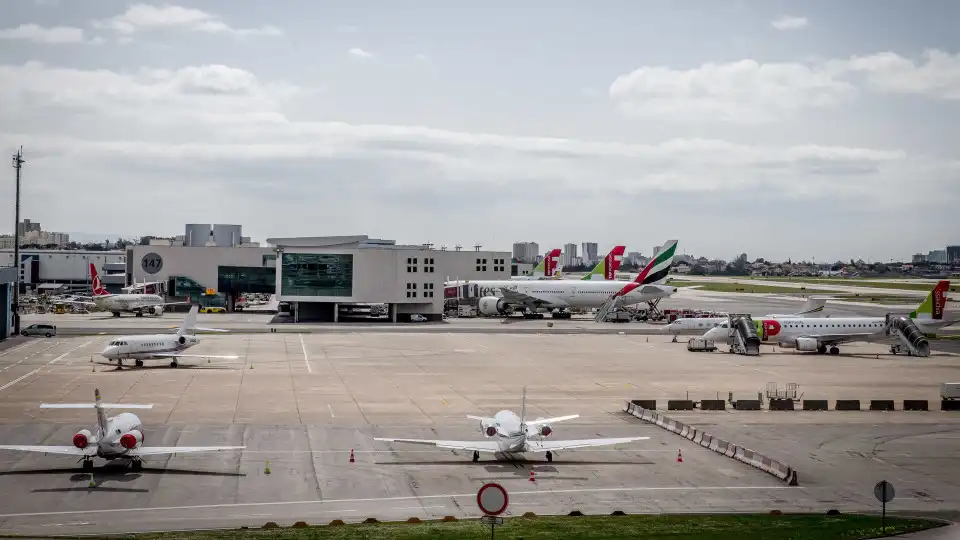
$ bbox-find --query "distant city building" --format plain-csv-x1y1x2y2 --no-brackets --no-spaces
4,219,69,247
512,242,539,264
913,253,927,264
183,224,257,248
581,242,598,265
948,246,960,264
562,243,578,267
17,219,41,237
927,250,948,263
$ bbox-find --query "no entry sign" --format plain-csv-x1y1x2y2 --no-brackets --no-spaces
477,483,509,516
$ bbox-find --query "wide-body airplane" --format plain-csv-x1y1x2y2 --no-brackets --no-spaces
702,281,951,355
374,387,649,463
101,305,239,368
0,389,244,470
472,240,678,319
66,264,189,317
662,297,827,336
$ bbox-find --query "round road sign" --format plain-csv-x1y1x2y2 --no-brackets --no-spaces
477,483,509,516
874,480,895,503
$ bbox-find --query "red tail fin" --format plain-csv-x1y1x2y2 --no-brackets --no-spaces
605,246,626,280
89,263,110,297
933,280,949,320
544,248,561,277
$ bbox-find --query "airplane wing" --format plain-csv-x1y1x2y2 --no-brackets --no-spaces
374,437,502,454
466,415,492,421
524,415,579,427
498,288,559,309
126,445,246,456
148,353,241,359
59,299,97,307
524,436,650,452
0,445,97,456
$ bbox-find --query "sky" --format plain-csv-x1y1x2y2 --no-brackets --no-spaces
0,0,958,262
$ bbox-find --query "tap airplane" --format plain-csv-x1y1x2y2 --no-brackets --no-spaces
375,387,648,463
101,305,240,368
662,297,827,336
473,240,678,319
0,389,245,470
69,263,190,317
511,249,562,280
701,281,951,355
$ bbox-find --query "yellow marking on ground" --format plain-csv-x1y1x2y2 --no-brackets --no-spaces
440,398,449,406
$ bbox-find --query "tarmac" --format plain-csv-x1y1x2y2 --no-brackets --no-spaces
0,317,958,535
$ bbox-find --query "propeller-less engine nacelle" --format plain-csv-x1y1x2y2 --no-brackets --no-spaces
534,417,552,437
73,429,93,449
479,420,498,437
119,429,144,449
178,335,187,345
780,337,820,352
478,296,512,316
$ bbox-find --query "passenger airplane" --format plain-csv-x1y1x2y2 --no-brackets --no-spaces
101,305,239,368
511,249,561,280
662,297,827,336
475,240,679,318
702,281,951,355
374,387,649,463
67,264,189,317
0,389,244,470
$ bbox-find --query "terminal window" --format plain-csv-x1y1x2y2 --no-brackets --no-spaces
423,282,434,298
406,282,417,298
281,253,353,297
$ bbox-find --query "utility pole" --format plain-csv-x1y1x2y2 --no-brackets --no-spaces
11,146,23,335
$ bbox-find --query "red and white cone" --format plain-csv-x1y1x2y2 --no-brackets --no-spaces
349,449,355,463
676,449,683,463
529,470,536,483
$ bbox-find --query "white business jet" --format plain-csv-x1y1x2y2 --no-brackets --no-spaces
374,387,649,463
100,305,239,368
0,389,245,470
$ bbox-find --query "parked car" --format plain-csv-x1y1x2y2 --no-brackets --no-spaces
22,323,56,337
410,314,427,323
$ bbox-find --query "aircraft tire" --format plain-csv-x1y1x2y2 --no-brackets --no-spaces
82,460,93,471
170,360,178,368
135,360,144,367
546,451,553,462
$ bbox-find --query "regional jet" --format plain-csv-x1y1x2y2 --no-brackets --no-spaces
374,387,649,463
0,389,244,470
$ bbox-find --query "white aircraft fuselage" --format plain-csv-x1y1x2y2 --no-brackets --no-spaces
463,279,677,309
101,334,200,360
83,412,145,459
703,316,888,346
486,410,533,453
94,294,166,315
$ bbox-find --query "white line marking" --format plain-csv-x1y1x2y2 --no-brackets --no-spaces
327,404,335,418
0,341,36,358
0,340,93,393
299,333,311,373
0,486,792,518
239,449,678,454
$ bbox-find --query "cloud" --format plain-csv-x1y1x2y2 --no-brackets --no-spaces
336,25,358,33
348,47,374,59
771,15,808,30
834,49,960,100
0,61,955,257
94,3,282,37
609,59,857,123
415,53,428,62
0,24,86,44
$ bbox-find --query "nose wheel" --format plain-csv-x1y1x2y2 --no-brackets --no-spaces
170,360,179,368
81,459,93,471
472,451,479,462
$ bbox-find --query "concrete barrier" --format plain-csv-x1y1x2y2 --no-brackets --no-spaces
667,400,695,411
903,400,928,411
768,399,795,411
834,399,861,411
802,400,829,411
699,399,726,411
630,399,657,410
622,401,799,486
869,400,895,411
942,400,960,411
733,399,761,410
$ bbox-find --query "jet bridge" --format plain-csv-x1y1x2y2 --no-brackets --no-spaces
726,315,760,356
886,314,931,357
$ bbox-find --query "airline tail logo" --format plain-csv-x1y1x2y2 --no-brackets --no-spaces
615,240,678,296
911,280,948,320
544,249,561,277
604,246,626,280
89,263,110,297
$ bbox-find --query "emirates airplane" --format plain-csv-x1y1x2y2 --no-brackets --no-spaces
0,389,244,470
375,387,648,463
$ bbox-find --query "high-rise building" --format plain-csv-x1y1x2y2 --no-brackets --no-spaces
512,242,539,263
562,243,578,267
581,242,598,265
16,219,41,237
928,250,948,263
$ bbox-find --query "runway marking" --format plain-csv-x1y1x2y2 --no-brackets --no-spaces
299,333,311,373
440,398,449,406
0,340,37,358
0,340,92,393
0,485,793,519
1,340,63,371
327,404,336,418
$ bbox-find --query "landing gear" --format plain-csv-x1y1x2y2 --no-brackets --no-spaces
545,451,553,462
170,360,179,368
82,459,93,471
829,346,840,356
472,451,479,463
112,312,121,318
135,311,143,317
116,359,123,370
817,345,827,354
131,459,143,471
551,311,572,320
523,312,545,320
135,359,144,367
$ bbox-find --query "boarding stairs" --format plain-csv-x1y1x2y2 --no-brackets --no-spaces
594,294,622,322
727,315,761,356
885,314,930,357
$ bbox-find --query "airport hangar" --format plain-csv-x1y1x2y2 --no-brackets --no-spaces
126,235,510,321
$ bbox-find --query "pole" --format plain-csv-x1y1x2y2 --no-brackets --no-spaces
490,522,495,540
11,147,23,335
882,498,886,534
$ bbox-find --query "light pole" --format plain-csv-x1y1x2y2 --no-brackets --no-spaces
11,147,24,335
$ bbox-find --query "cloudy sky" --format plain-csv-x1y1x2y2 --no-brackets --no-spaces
1,0,958,262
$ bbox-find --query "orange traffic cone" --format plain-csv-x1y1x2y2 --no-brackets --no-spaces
349,449,355,463
676,449,683,463
529,470,536,482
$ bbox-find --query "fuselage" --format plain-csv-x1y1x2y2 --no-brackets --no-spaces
703,316,888,345
94,294,164,313
94,412,143,458
487,410,528,452
452,279,676,309
101,334,199,360
664,311,817,334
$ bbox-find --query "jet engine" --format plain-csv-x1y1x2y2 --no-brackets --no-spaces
479,419,498,437
148,306,163,316
178,335,187,345
478,296,512,316
793,337,820,352
119,429,143,449
73,429,93,449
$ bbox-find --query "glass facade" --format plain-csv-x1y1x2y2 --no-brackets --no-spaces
281,253,353,297
170,276,207,299
218,266,276,294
